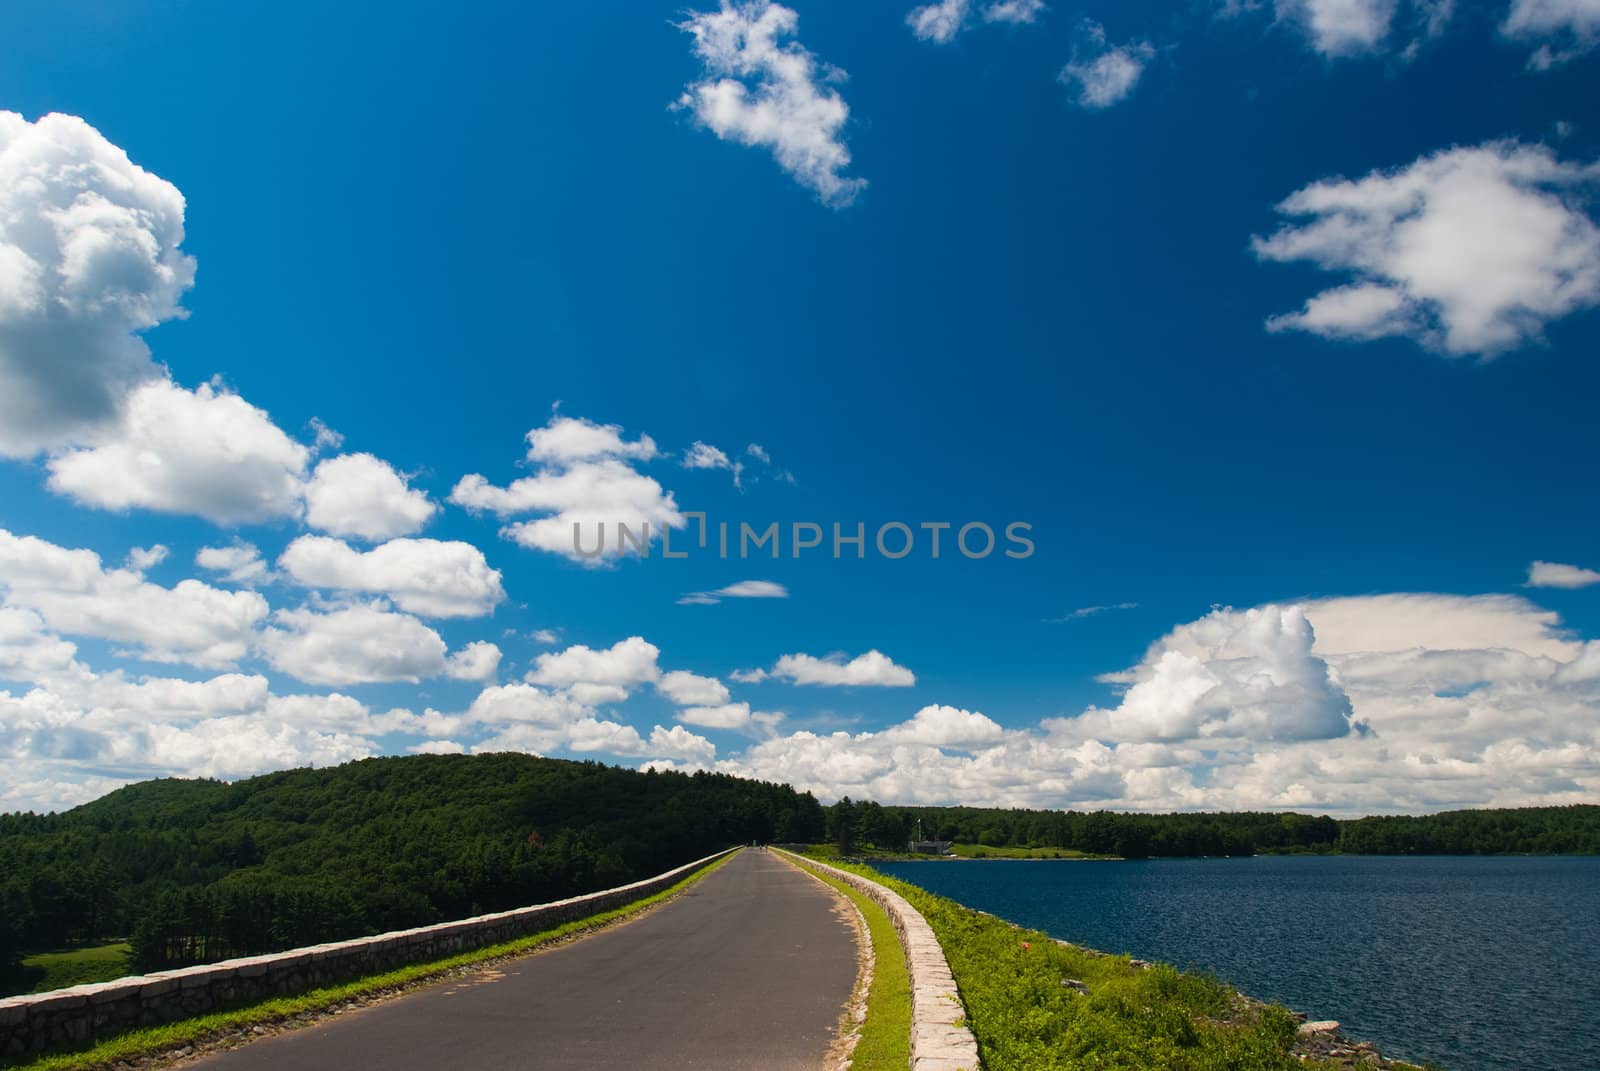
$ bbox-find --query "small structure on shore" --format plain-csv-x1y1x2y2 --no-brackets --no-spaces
907,839,953,854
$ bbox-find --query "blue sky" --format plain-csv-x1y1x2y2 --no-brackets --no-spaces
0,0,1598,815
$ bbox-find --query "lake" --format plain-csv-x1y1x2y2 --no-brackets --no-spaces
877,855,1600,1071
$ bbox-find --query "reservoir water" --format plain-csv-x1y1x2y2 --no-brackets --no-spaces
877,855,1599,1071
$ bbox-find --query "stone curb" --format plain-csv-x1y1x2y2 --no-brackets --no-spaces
0,846,738,1061
774,850,980,1071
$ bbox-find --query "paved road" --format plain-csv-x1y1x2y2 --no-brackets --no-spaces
188,849,858,1071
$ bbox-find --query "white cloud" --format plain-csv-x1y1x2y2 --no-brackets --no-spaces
1276,0,1398,56
1060,605,1355,744
882,704,1005,749
983,0,1046,25
0,608,80,682
677,1,865,207
261,603,457,686
411,740,466,756
0,528,267,668
1059,21,1156,109
908,0,971,42
1305,592,1579,661
527,636,662,694
278,535,505,618
46,379,310,524
446,641,502,682
124,545,168,573
676,700,780,733
683,441,733,471
770,649,917,687
678,579,791,605
466,682,591,727
1504,0,1600,68
723,592,1600,813
530,628,561,645
907,0,1044,41
527,414,660,463
196,542,269,586
1046,602,1139,622
1528,560,1600,588
657,670,732,706
450,414,682,562
0,112,194,458
304,453,437,541
1255,142,1600,357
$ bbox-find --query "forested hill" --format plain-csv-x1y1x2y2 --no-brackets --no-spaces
0,754,824,986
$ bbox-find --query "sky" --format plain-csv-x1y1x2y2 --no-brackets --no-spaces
0,0,1598,816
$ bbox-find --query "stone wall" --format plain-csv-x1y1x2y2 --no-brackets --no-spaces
0,847,735,1061
776,850,979,1071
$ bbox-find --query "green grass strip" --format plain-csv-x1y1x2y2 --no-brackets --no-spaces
784,856,912,1071
4,850,739,1071
812,858,1425,1071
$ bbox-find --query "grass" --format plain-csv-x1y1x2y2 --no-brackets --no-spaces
818,859,1411,1071
17,944,133,994
948,843,1115,860
3,850,739,1071
783,856,911,1071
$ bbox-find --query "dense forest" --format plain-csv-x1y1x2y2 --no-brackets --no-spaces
2,753,1595,996
0,754,824,990
821,799,1600,859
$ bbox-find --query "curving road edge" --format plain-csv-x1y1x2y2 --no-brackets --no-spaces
774,849,979,1071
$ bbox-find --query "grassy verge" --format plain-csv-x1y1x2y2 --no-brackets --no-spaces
17,945,133,994
783,856,911,1071
3,850,738,1071
819,859,1413,1071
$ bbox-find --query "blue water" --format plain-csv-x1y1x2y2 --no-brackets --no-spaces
877,856,1600,1071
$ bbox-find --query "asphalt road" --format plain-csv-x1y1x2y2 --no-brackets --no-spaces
187,849,858,1071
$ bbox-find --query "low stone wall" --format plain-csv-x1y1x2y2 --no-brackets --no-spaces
0,847,735,1061
776,850,979,1071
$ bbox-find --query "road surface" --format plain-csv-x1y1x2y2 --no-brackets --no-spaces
188,849,858,1070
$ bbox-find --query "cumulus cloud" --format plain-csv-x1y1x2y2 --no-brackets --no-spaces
1275,0,1398,55
0,112,195,457
1059,21,1156,109
0,528,267,668
677,1,865,207
0,608,80,682
45,379,310,524
1061,605,1355,744
769,649,917,687
196,542,269,586
983,0,1047,25
722,592,1600,813
450,414,683,562
1528,560,1600,588
278,535,505,618
1255,141,1600,357
304,453,437,541
261,603,460,686
445,641,502,682
657,670,732,706
678,579,790,605
907,0,971,42
1504,0,1600,68
527,636,662,698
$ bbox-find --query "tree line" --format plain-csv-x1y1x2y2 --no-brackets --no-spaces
0,754,824,991
822,799,1600,858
